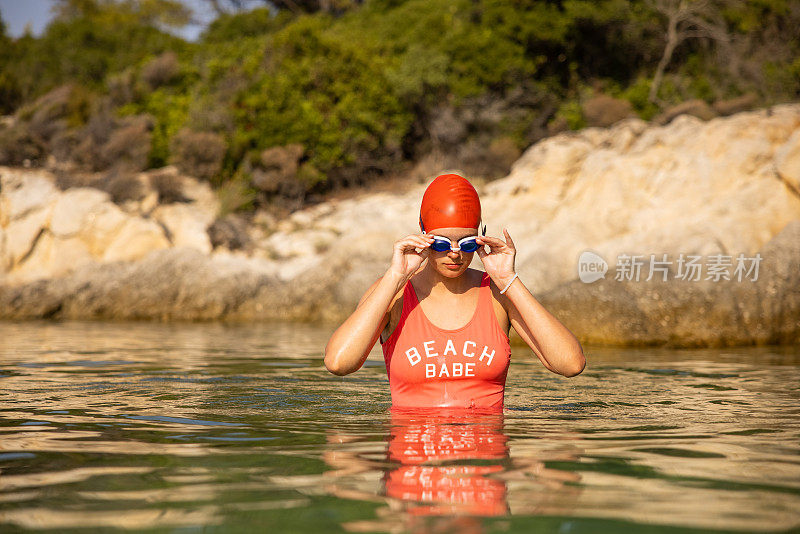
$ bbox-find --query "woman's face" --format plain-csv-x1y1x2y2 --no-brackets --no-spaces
426,227,478,278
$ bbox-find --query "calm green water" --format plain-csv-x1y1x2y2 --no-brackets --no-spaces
0,321,799,533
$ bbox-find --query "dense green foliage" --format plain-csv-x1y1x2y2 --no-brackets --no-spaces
1,0,798,206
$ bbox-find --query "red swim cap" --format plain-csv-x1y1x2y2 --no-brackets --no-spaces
419,174,481,232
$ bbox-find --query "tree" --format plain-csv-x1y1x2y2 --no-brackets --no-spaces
204,0,363,15
647,0,732,103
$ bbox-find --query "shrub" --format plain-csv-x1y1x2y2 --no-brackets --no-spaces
107,68,140,106
0,70,22,114
149,167,187,203
217,173,258,217
251,144,304,193
100,115,153,171
554,99,586,131
582,94,634,127
20,85,89,141
0,126,44,165
95,170,149,203
169,128,226,181
207,214,252,251
141,51,180,90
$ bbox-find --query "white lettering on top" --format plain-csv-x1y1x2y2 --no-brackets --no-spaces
463,341,476,358
479,346,495,366
423,340,438,358
406,347,421,366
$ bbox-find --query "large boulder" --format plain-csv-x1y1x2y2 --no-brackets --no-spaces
537,220,800,346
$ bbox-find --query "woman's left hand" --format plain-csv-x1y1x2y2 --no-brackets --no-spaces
476,228,517,288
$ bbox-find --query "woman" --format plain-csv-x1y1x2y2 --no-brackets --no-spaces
325,173,585,409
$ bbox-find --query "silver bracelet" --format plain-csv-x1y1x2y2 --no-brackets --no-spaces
500,273,519,294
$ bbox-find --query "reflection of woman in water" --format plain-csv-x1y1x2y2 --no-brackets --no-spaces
385,408,509,516
323,409,583,527
325,173,585,408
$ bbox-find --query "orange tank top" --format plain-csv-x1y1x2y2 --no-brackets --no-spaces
380,272,511,409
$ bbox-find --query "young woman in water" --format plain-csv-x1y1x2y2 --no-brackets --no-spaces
324,173,585,408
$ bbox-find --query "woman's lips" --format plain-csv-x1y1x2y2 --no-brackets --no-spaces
444,263,462,269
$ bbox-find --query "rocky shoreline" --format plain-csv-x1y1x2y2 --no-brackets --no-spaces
1,104,799,346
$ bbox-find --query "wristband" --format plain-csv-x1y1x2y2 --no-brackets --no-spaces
500,273,519,294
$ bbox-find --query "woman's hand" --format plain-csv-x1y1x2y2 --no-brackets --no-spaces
387,233,434,280
476,228,517,288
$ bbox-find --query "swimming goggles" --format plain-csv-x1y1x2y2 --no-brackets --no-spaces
427,235,481,253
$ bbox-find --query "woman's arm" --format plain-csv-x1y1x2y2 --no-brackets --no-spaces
500,276,585,377
477,230,585,377
324,233,434,376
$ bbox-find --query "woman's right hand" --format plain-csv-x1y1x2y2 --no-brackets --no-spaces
388,234,434,280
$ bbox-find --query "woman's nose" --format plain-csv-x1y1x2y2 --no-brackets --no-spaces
447,249,460,258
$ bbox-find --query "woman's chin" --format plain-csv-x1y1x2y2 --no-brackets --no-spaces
438,263,466,276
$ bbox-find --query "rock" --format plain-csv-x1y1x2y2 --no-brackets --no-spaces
538,219,800,346
0,248,276,321
9,232,94,284
50,188,110,237
80,202,129,256
582,94,635,127
152,203,212,254
4,207,52,266
102,218,170,262
655,99,718,125
713,93,757,116
775,130,800,194
0,167,59,224
0,227,7,272
263,228,337,259
178,174,218,222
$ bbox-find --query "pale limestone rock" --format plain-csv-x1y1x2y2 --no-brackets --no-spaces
9,233,93,284
0,167,59,224
775,130,800,192
50,188,110,237
102,218,170,262
264,228,336,259
79,202,129,257
4,206,52,266
0,227,7,271
152,203,212,254
178,174,218,224
139,189,160,214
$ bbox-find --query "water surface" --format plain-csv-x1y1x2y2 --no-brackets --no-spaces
1,321,799,533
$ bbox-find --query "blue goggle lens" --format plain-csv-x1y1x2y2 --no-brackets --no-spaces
430,237,479,253
460,239,479,252
430,240,451,252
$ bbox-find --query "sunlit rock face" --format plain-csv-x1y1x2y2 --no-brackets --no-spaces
1,104,799,346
